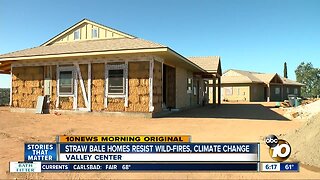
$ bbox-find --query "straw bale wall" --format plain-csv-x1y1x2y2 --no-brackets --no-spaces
50,65,57,109
153,61,162,112
125,61,149,112
106,98,125,112
12,66,44,108
91,63,105,111
77,64,88,108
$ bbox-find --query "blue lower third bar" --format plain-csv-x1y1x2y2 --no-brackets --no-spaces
41,162,258,171
280,163,299,171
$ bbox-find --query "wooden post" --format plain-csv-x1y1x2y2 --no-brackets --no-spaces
267,83,271,102
124,61,128,107
281,85,284,101
9,65,12,107
149,59,154,112
75,63,89,110
212,76,216,105
218,76,221,105
88,63,92,111
56,64,60,109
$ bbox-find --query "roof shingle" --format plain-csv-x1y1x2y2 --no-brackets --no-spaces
0,38,166,59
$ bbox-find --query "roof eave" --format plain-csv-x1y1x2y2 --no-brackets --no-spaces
0,47,169,62
166,48,206,73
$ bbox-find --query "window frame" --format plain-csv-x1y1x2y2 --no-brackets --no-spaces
58,66,75,96
105,64,127,98
108,69,125,95
74,29,81,40
275,87,281,95
91,28,99,39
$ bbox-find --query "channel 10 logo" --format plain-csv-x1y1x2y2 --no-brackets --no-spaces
265,134,291,162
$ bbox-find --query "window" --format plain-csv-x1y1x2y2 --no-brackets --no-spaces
74,29,80,40
225,87,233,96
294,88,298,95
275,87,280,95
287,87,290,94
59,70,74,95
108,69,124,94
92,28,99,38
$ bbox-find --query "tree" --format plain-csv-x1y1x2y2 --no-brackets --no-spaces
295,62,320,97
284,62,288,78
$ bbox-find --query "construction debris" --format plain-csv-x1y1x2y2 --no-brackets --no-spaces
282,99,320,120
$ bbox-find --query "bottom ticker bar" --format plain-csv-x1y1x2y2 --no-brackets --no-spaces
42,162,258,171
10,162,258,172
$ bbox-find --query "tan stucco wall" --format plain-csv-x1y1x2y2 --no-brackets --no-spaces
250,84,265,102
221,85,250,102
283,85,301,100
270,84,282,101
175,66,188,109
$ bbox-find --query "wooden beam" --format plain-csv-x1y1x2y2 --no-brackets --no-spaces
73,67,78,110
149,59,154,112
10,65,12,106
75,63,89,109
88,63,92,111
124,61,128,107
104,63,108,108
56,65,60,108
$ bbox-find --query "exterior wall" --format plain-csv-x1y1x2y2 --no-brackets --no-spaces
153,61,162,112
250,84,265,102
283,85,301,99
91,63,105,111
50,65,57,109
270,84,282,101
12,66,44,108
78,64,88,109
221,84,250,102
11,54,207,113
208,78,215,104
175,66,188,109
11,54,156,113
174,66,199,109
125,61,149,112
54,23,127,44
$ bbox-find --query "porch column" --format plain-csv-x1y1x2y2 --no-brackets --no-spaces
281,85,284,101
212,76,216,105
218,76,221,105
267,83,270,102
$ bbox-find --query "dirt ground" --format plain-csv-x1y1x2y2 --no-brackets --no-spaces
0,102,320,179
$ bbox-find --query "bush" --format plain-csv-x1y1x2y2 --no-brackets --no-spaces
0,88,10,106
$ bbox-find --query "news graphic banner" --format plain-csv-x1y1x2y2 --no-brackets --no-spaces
9,135,299,172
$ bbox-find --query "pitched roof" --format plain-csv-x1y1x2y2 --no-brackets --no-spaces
222,69,303,86
187,56,221,75
253,73,280,84
42,19,135,46
220,76,256,84
281,77,304,86
228,69,263,83
0,38,165,59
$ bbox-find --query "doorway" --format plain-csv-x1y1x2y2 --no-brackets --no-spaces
163,64,176,109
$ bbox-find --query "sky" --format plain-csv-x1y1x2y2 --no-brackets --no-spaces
0,0,319,88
